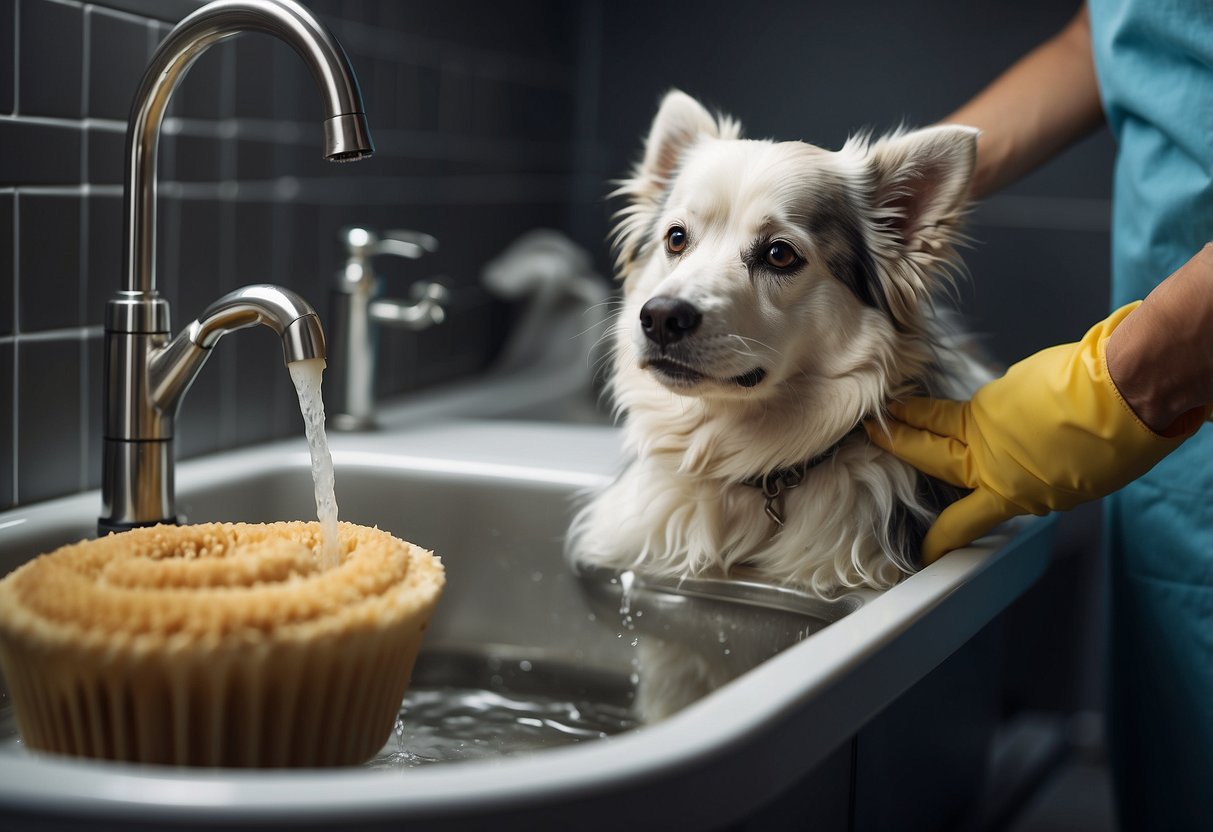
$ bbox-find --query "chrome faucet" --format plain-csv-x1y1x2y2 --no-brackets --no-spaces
100,0,374,534
328,227,450,431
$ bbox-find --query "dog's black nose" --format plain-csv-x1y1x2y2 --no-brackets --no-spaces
640,296,701,347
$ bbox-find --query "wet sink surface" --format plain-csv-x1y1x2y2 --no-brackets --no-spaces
0,419,1055,831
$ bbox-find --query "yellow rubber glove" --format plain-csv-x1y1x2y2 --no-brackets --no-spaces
865,302,1207,564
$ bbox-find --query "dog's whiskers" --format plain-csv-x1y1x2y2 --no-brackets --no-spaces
585,298,626,317
590,323,626,359
726,333,778,354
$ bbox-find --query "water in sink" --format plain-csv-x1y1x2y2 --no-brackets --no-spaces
369,650,639,768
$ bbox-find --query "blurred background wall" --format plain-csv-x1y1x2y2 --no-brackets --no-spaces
2,0,1108,718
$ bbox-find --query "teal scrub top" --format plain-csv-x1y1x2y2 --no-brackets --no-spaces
1089,1,1213,828
1090,0,1213,306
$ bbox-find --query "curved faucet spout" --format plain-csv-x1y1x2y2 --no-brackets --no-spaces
149,285,326,416
189,284,326,361
123,0,374,296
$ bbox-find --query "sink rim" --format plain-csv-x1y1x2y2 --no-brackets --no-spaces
0,421,1055,827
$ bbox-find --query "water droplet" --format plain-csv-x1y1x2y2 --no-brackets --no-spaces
531,571,543,582
519,660,533,672
619,570,635,616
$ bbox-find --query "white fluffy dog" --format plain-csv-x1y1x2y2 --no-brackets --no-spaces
569,91,989,596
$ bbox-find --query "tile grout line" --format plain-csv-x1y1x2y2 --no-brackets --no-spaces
6,175,579,202
86,2,160,27
11,0,18,115
269,130,288,435
79,6,92,491
9,185,121,196
11,192,18,504
0,113,123,131
218,40,237,446
1,111,579,160
10,340,15,507
0,325,103,345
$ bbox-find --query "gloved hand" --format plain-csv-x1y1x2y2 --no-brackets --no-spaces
865,302,1208,564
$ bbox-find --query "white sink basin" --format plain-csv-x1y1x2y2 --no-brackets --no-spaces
0,417,1055,830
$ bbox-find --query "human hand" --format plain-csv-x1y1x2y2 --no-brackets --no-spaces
866,303,1206,564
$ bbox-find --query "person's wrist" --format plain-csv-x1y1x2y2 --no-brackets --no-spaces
1105,309,1183,434
1105,269,1213,437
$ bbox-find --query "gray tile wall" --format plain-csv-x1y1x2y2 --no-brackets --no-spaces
1,0,580,508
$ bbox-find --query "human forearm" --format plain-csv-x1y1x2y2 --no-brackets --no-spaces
1106,244,1213,435
944,6,1104,199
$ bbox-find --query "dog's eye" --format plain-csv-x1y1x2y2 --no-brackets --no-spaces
764,241,800,269
666,226,688,254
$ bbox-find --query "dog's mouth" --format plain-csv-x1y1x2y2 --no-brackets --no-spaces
732,367,767,388
645,358,767,389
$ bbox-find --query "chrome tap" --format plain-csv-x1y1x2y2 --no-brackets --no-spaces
100,0,373,534
328,227,450,431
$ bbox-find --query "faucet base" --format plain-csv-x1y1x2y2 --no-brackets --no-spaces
99,437,176,533
329,412,377,432
98,516,179,537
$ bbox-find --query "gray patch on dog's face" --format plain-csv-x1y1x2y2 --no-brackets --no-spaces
793,183,891,320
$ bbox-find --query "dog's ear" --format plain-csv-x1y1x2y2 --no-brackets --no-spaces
612,91,737,281
640,91,721,189
859,125,978,317
867,125,976,252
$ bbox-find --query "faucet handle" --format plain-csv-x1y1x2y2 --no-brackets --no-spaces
380,229,439,258
341,226,438,261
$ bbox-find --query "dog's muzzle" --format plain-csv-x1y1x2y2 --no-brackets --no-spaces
637,295,767,389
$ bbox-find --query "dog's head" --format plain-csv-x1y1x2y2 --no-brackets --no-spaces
609,91,976,430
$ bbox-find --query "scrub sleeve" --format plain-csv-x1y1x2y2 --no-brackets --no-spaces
1089,1,1213,827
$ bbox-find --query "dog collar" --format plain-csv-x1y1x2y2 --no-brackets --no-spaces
741,433,855,527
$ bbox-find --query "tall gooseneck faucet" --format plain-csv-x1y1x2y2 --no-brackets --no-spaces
101,0,374,534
